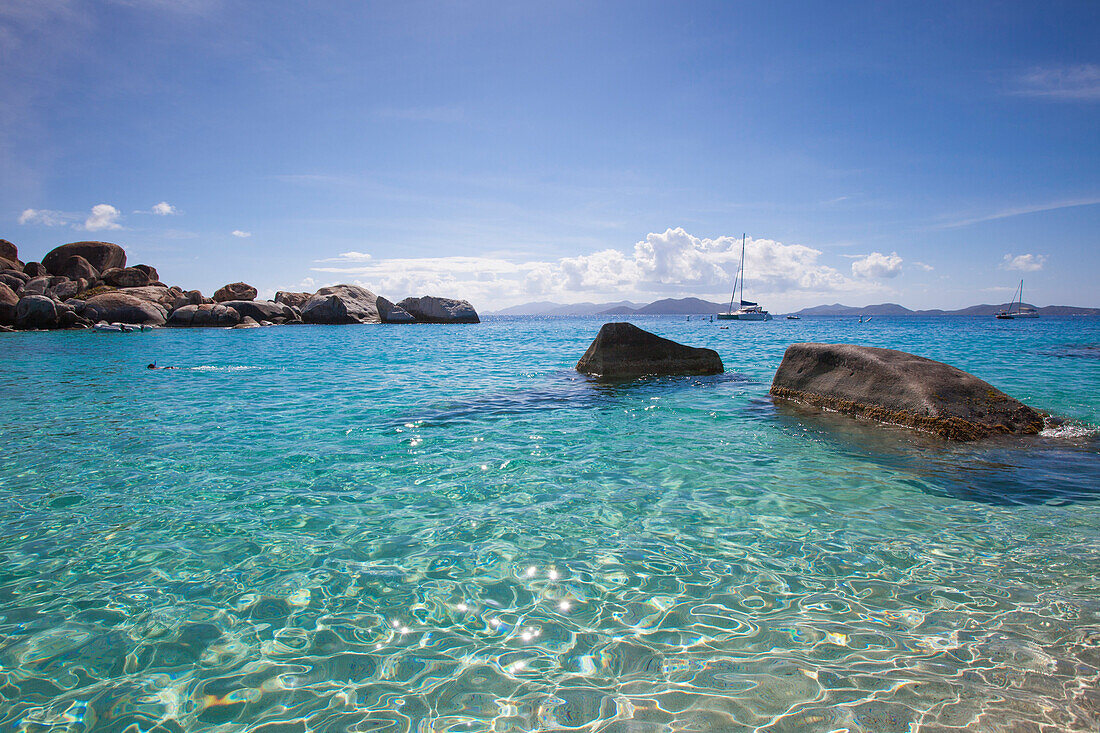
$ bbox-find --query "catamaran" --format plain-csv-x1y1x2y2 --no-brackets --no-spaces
995,280,1039,319
718,233,771,321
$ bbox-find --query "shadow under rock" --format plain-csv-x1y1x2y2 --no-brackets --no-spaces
770,401,1100,506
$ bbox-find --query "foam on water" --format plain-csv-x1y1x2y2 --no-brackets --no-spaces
0,316,1098,732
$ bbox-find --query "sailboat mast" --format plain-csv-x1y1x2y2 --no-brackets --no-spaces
739,233,746,304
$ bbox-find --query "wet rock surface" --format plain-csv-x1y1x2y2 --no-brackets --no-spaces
576,322,724,378
769,342,1045,441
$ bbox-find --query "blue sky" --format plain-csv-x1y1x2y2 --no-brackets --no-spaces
2,0,1098,310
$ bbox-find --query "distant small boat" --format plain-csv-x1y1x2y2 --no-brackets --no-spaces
995,280,1039,319
786,315,800,320
717,233,771,321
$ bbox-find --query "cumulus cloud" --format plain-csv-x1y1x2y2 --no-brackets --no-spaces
231,230,251,238
1012,64,1100,101
82,204,122,231
151,201,177,215
311,227,871,307
1000,253,1046,271
19,208,71,226
851,251,903,279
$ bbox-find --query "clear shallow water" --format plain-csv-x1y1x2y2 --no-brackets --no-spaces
1,315,1099,732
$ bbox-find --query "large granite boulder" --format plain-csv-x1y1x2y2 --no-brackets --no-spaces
377,296,416,323
214,282,257,302
576,322,724,378
132,264,159,282
0,256,18,272
275,291,312,308
397,296,479,324
0,282,18,325
167,303,241,327
302,285,381,324
0,273,25,293
769,343,1045,441
0,240,18,264
23,262,47,278
58,255,99,282
83,292,167,325
49,280,83,302
102,266,152,288
219,299,295,323
42,241,126,275
22,277,49,296
120,285,173,305
15,295,60,329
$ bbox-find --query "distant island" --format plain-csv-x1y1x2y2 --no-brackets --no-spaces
488,298,1100,317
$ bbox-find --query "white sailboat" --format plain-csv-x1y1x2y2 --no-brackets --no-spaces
995,280,1039,319
717,233,771,321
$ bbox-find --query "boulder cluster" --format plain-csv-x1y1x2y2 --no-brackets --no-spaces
0,239,479,331
576,323,1044,441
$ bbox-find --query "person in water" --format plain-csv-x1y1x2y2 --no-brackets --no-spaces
147,362,177,370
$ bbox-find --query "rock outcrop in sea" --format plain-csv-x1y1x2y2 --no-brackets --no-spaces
0,239,481,330
769,342,1044,440
576,322,724,378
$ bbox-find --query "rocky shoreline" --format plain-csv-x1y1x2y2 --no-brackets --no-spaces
0,240,479,331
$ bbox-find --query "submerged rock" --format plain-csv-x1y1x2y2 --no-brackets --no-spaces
43,241,126,275
769,343,1044,441
213,282,257,302
83,292,167,326
397,296,479,324
302,285,381,324
576,322,724,378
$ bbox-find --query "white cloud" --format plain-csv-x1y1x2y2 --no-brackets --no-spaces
151,201,177,215
311,227,872,308
851,251,903,279
82,204,122,231
912,261,934,271
1000,253,1046,272
231,230,251,238
1012,64,1100,101
19,208,71,226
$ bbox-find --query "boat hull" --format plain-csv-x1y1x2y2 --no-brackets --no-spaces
717,311,771,321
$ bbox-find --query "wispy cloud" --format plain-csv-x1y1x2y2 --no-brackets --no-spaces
1011,64,1100,101
231,230,251,238
1000,253,1046,272
19,208,72,226
133,201,179,215
937,196,1100,229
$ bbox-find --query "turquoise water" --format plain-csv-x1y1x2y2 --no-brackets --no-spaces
1,316,1099,732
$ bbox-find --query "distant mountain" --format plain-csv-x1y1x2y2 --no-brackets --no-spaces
488,300,643,316
633,297,726,315
793,302,915,317
787,302,1100,317
491,298,1099,318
